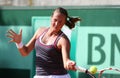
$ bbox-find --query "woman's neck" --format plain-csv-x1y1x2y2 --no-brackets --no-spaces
47,28,61,36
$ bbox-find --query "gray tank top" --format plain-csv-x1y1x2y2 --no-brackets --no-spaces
35,29,67,75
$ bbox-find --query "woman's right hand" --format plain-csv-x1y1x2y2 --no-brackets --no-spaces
66,60,76,71
7,29,22,44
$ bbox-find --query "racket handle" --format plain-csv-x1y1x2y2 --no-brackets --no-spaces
75,66,87,73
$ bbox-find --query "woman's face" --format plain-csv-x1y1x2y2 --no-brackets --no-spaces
51,11,66,30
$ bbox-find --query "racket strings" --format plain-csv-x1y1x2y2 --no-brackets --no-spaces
98,68,120,78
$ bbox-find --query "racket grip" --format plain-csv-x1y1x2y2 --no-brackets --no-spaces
75,66,87,73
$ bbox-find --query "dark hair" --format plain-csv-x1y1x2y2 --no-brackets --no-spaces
52,7,81,29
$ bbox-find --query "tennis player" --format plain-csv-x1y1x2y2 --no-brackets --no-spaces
7,7,80,78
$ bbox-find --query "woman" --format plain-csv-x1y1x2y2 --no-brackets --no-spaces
7,7,80,78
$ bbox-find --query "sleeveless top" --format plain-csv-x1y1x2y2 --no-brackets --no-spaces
35,29,67,75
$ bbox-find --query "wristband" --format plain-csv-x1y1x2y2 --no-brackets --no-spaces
16,42,23,49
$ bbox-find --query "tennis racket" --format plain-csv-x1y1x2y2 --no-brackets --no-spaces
75,66,96,78
97,67,120,78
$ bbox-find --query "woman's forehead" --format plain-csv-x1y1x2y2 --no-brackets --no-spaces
53,11,66,18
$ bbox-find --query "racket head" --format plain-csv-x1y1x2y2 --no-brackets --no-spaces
98,68,120,78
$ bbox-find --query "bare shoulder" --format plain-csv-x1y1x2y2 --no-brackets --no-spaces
59,33,70,45
34,27,48,39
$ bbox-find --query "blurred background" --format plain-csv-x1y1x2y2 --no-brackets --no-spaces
0,0,120,78
0,0,120,6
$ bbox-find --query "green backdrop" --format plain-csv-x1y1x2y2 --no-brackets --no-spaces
0,6,120,78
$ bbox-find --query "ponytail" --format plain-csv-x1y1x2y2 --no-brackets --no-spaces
65,17,81,29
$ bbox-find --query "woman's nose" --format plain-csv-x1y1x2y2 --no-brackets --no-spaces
55,22,58,25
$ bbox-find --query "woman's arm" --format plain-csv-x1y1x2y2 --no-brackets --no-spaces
58,35,76,70
18,32,37,56
7,27,46,56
